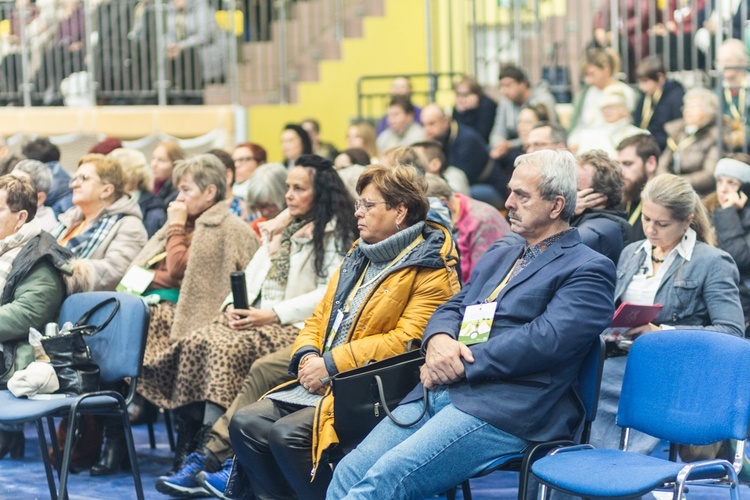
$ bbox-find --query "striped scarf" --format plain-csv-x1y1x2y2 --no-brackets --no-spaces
54,214,124,258
0,218,42,297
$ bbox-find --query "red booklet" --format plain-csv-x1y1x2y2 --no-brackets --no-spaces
602,302,663,341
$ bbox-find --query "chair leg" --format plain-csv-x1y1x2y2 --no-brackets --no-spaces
539,483,551,500
47,416,62,476
461,479,473,500
36,419,58,500
121,409,145,500
445,486,457,500
147,422,156,449
57,411,80,500
164,409,176,451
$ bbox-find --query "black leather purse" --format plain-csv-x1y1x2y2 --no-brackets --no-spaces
332,345,428,452
41,297,120,395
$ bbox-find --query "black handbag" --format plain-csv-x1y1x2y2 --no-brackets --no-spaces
332,346,428,452
541,42,572,104
41,297,120,395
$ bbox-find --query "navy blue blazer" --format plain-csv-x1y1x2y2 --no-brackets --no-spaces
405,228,616,442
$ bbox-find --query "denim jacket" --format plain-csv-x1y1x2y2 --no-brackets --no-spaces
614,239,744,336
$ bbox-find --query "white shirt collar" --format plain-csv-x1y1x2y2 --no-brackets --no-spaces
637,227,697,262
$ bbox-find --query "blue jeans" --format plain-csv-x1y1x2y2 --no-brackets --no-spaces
327,386,528,500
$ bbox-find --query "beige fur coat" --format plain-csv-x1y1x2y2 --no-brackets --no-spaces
130,201,259,341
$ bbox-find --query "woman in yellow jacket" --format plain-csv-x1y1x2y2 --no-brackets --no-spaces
226,164,461,500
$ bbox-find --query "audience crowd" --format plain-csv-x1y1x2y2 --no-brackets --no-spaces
2,20,750,500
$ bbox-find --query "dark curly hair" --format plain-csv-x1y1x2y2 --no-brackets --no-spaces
295,154,358,277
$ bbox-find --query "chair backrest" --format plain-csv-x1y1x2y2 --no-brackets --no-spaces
617,330,750,445
578,336,605,443
58,292,150,384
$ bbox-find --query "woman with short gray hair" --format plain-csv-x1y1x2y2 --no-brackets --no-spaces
245,163,287,237
11,159,57,231
657,87,724,196
92,155,260,476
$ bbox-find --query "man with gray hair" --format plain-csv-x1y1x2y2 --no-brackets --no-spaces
328,149,616,499
11,160,58,231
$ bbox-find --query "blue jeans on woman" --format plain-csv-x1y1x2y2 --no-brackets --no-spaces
327,386,529,500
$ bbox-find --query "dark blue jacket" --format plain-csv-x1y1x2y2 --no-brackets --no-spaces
443,122,491,185
453,95,498,143
632,79,684,153
403,228,615,442
571,208,632,265
138,190,167,238
45,161,73,217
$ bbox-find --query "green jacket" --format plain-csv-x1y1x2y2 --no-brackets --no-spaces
0,233,70,384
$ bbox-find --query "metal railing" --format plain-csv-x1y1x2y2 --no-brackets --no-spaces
356,72,462,123
429,0,742,95
5,0,746,111
0,0,244,106
0,0,371,107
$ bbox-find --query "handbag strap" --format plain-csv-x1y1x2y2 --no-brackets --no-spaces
74,297,120,335
374,375,428,428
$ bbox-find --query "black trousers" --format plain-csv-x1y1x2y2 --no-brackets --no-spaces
229,399,332,500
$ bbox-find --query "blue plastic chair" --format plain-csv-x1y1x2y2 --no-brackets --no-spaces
447,336,606,500
532,330,750,500
0,292,150,500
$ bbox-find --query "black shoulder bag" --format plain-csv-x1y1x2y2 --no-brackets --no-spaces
41,297,120,395
332,343,428,452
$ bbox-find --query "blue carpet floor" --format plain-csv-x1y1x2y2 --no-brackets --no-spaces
0,414,747,499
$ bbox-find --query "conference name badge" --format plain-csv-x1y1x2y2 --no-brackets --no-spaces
458,302,496,345
116,266,155,296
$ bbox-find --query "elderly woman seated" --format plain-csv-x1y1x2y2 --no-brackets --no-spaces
51,154,148,291
226,164,461,500
0,175,82,460
11,159,58,231
244,162,288,238
95,154,259,476
657,87,726,196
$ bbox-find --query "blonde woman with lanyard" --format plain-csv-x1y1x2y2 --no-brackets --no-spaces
226,164,460,500
657,87,724,196
591,174,744,461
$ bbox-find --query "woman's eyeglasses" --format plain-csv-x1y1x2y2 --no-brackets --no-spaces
354,199,387,213
68,174,99,187
234,157,256,164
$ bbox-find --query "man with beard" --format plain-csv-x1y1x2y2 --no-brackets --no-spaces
420,104,498,206
616,134,659,241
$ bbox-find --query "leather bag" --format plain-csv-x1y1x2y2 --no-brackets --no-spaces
332,347,427,452
41,297,119,395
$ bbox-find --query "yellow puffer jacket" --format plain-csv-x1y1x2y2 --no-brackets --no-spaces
267,220,460,477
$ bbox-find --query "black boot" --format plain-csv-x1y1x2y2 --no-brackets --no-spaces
168,410,202,474
128,393,158,425
0,430,24,459
90,417,128,476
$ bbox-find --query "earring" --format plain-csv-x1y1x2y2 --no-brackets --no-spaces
396,223,401,231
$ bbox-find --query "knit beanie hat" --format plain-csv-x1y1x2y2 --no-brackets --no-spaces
715,157,750,185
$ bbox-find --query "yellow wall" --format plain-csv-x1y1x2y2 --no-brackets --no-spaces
247,0,428,162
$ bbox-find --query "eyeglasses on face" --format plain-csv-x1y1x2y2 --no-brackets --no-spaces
234,157,256,164
354,199,387,213
68,174,100,187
